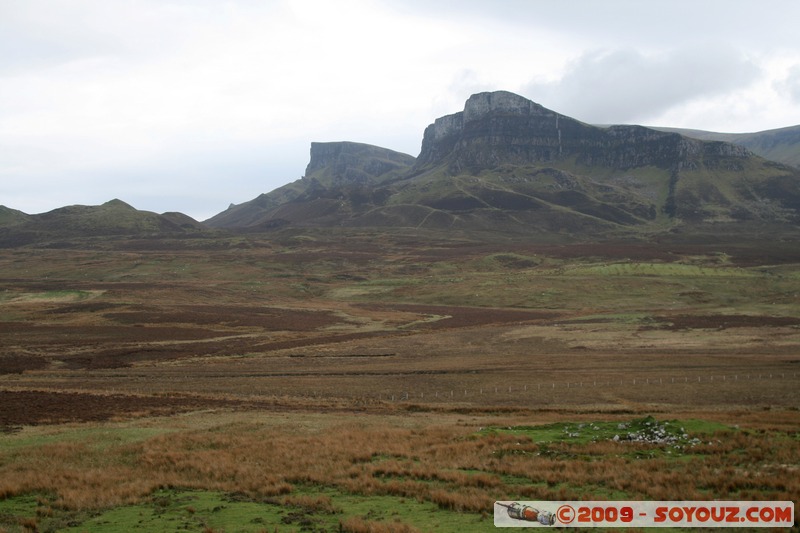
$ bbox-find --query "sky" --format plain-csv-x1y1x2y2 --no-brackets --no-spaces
2,0,800,221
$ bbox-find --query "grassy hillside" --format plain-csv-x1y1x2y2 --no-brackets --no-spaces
202,94,800,239
205,142,415,228
0,199,206,247
0,205,30,227
653,125,800,168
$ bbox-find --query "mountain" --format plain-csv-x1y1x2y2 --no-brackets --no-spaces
650,125,800,169
207,91,800,238
0,199,205,247
0,205,31,227
206,141,415,228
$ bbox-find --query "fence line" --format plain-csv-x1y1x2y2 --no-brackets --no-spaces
376,372,799,402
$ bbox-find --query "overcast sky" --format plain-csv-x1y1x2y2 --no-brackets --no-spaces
3,0,800,220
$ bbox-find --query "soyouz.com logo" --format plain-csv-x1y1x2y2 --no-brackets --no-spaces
493,501,795,528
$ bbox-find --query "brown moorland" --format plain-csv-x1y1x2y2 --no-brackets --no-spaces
0,230,799,531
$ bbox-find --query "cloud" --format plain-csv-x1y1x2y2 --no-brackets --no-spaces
776,64,800,104
0,0,451,217
2,0,799,219
521,45,762,124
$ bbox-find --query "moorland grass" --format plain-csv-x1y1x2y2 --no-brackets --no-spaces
1,411,798,532
1,235,799,531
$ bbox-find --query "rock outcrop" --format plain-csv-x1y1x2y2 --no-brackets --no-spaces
305,141,415,185
205,90,800,236
653,124,800,169
205,142,415,228
417,90,750,173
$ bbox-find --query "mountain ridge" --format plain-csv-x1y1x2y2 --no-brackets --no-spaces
205,91,800,238
0,199,206,247
205,142,415,228
650,125,800,169
3,91,800,244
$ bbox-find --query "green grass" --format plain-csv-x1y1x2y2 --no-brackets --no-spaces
0,494,40,532
0,426,172,453
543,261,758,278
482,416,731,449
0,487,490,533
15,290,97,302
63,490,275,533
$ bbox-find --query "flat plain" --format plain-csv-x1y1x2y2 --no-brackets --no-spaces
1,229,799,531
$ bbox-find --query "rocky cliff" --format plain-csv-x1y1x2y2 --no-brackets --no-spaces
416,91,750,173
305,141,416,185
653,125,800,169
205,142,415,228
205,91,800,237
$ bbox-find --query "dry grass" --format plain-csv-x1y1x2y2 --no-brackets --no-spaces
281,494,340,514
1,410,798,519
2,237,800,529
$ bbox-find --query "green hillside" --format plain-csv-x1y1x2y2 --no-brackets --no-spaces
0,199,205,247
205,92,800,240
653,125,800,168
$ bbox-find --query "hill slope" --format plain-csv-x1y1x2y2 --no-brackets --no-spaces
652,125,800,169
205,142,415,228
207,91,800,238
0,205,31,227
0,199,205,247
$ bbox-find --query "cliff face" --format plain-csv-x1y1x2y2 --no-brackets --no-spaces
305,141,415,185
417,91,582,168
205,142,415,228
652,125,800,169
206,90,800,235
417,91,750,173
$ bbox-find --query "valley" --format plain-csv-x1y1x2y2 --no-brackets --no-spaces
1,91,799,531
1,230,799,531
